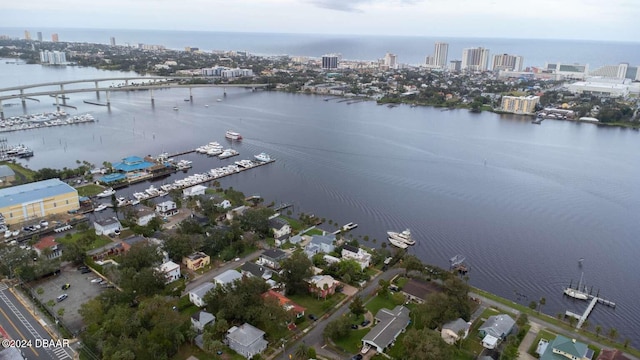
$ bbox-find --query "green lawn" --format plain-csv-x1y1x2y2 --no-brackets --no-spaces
282,216,303,232
528,329,557,356
56,231,114,250
393,276,409,289
288,293,346,318
334,328,369,353
76,184,104,197
173,343,245,360
304,228,323,236
365,294,397,315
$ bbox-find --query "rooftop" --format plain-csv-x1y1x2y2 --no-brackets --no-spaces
0,178,77,208
227,323,265,346
262,248,287,260
94,217,121,227
190,282,215,299
113,156,155,172
362,306,411,350
34,236,58,250
214,269,242,286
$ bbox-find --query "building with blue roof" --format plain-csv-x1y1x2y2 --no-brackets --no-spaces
0,178,79,225
113,156,155,173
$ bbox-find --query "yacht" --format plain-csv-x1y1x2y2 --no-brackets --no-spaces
254,152,271,162
388,237,408,249
387,229,415,246
116,197,128,207
564,272,589,300
94,204,108,212
218,149,238,159
225,130,242,140
96,188,116,198
145,185,160,197
342,222,358,231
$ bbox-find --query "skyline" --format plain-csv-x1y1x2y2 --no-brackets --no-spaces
2,0,639,42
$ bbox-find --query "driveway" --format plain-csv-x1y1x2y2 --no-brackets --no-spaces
518,322,541,360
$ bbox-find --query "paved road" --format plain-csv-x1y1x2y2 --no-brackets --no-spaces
0,283,74,360
273,268,405,360
184,250,264,293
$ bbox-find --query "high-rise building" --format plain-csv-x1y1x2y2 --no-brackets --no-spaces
425,42,448,69
590,63,640,81
461,47,490,71
384,52,398,69
110,37,116,46
500,95,540,114
492,54,524,72
448,60,462,72
51,33,59,42
545,62,589,80
40,50,67,65
321,54,339,70
37,32,43,42
24,30,31,41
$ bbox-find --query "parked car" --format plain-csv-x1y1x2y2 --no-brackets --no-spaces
361,320,370,327
61,284,71,290
308,314,318,321
351,355,363,360
80,269,91,274
56,294,68,302
77,265,88,271
351,324,359,329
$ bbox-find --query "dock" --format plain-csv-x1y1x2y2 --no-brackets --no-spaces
274,203,292,212
166,149,196,158
565,294,616,329
83,100,109,106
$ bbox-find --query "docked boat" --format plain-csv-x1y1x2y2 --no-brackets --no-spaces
387,229,415,246
225,130,242,140
342,222,358,231
218,149,238,159
94,204,108,212
116,197,128,207
176,159,193,170
173,106,179,111
564,272,589,300
254,152,271,162
388,237,408,249
96,188,116,198
145,185,160,197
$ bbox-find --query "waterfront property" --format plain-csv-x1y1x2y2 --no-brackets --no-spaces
304,234,336,257
93,217,122,236
441,318,471,345
401,278,439,304
156,200,178,217
225,323,268,359
478,314,516,350
0,178,79,225
537,334,594,360
268,217,291,239
361,305,411,354
341,244,372,269
499,95,540,114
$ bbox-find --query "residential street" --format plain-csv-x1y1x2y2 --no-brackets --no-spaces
183,249,264,294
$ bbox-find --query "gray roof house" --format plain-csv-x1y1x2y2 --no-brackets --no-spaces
226,323,268,359
191,310,216,333
189,282,216,308
268,217,291,239
479,314,516,349
304,235,336,257
362,306,411,353
241,262,272,280
258,249,287,269
441,318,471,345
93,217,122,236
214,269,243,287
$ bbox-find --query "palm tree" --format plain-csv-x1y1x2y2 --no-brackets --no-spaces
595,325,602,338
581,319,590,331
538,297,546,314
111,193,119,220
292,344,309,360
608,327,618,341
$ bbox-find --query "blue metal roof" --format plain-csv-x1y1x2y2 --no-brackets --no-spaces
99,173,126,183
113,159,154,172
0,178,77,208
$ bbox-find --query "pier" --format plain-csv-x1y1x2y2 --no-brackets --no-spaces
564,294,616,329
274,203,292,212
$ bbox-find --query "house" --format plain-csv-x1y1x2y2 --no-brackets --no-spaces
226,205,249,221
288,234,304,245
93,217,122,236
323,254,341,265
0,165,15,185
258,249,287,270
214,269,242,287
304,235,336,257
539,335,594,360
268,217,291,239
191,310,215,333
189,282,216,307
226,323,268,359
362,306,411,353
183,252,210,271
156,260,181,284
33,236,62,259
120,235,148,252
308,275,339,298
156,201,178,217
183,185,207,198
217,199,232,209
479,314,516,349
240,262,272,280
341,244,372,269
261,290,306,318
401,278,438,304
441,318,471,345
597,349,630,360
135,207,156,226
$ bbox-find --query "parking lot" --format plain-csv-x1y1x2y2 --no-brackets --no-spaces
31,264,107,335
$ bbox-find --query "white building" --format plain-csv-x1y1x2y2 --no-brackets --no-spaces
322,54,340,70
183,185,207,198
39,50,67,65
545,62,589,80
500,95,540,114
189,282,216,307
425,42,449,69
226,323,268,359
384,52,398,69
341,244,372,269
156,201,178,216
461,47,490,71
492,53,524,72
566,79,633,98
135,207,157,226
94,217,121,236
590,63,640,81
157,260,181,284
214,269,242,287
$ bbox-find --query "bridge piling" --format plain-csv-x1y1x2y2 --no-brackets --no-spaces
54,94,60,111
0,100,3,120
60,84,66,105
150,88,154,105
106,91,111,108
189,87,193,102
20,89,26,105
95,81,100,99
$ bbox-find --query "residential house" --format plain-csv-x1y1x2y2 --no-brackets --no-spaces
539,335,594,360
268,217,291,239
401,278,437,304
226,323,268,359
226,205,249,221
33,236,62,259
441,318,471,345
323,254,341,265
258,249,287,270
214,269,242,287
240,262,272,280
156,260,181,284
135,207,156,226
156,200,178,217
362,306,411,353
217,199,232,209
341,244,372,269
478,314,516,349
183,185,207,198
191,310,215,333
304,235,336,257
183,252,210,271
189,282,216,307
308,275,339,298
120,235,148,252
288,234,304,245
93,217,121,236
597,349,630,360
261,290,306,318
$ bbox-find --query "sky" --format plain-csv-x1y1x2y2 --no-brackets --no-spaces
1,0,639,41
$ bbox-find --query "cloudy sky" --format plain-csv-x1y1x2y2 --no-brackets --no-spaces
2,0,638,41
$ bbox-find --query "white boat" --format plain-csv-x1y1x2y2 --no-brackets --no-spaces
254,152,271,162
145,185,159,197
130,199,140,206
388,237,408,249
40,220,49,228
342,222,358,231
4,231,11,239
217,99,222,102
173,106,179,111
96,187,116,198
116,197,127,207
133,192,147,200
94,204,108,212
225,130,242,140
218,149,238,159
564,272,589,300
387,229,415,245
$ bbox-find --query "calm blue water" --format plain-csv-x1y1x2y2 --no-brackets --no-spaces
1,57,640,347
1,27,639,68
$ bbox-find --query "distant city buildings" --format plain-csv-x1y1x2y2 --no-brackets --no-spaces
110,37,116,46
384,52,398,69
545,62,589,80
201,66,253,78
321,53,340,70
500,95,540,114
425,42,448,69
492,53,523,72
51,33,59,43
462,47,490,71
566,78,637,98
448,60,462,72
39,50,67,65
137,43,165,51
37,32,43,42
590,63,640,81
24,30,31,41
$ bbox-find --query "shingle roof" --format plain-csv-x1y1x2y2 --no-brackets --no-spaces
190,282,215,299
268,217,288,229
34,236,57,250
542,335,588,359
191,310,215,325
479,315,515,339
94,217,121,227
311,235,334,245
342,244,359,253
262,249,286,260
227,323,265,346
401,278,438,301
214,270,242,286
362,306,411,350
443,318,470,333
0,178,77,208
241,262,267,278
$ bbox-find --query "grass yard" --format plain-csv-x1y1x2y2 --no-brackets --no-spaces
393,276,409,289
173,343,245,360
76,184,104,197
365,294,397,315
334,328,369,354
288,293,346,318
56,231,114,250
528,329,557,356
282,216,303,232
304,228,323,236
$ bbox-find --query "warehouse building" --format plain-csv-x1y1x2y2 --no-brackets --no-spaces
0,178,79,225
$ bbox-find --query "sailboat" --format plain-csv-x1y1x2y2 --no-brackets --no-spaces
564,272,589,300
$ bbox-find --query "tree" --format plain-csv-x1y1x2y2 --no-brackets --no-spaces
595,325,602,338
538,297,546,314
378,279,390,298
403,255,423,275
281,251,313,296
323,316,351,341
292,344,311,360
111,193,120,220
349,296,366,318
163,234,200,262
401,328,452,360
608,327,618,341
239,208,275,237
528,301,537,310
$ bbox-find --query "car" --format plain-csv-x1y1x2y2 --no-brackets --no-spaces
351,355,363,360
361,320,370,327
91,278,102,283
234,257,240,262
77,265,88,271
61,284,71,290
56,294,68,302
80,269,91,274
308,314,318,321
351,324,359,329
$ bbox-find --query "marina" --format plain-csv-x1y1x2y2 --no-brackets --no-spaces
563,271,616,329
0,111,95,133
